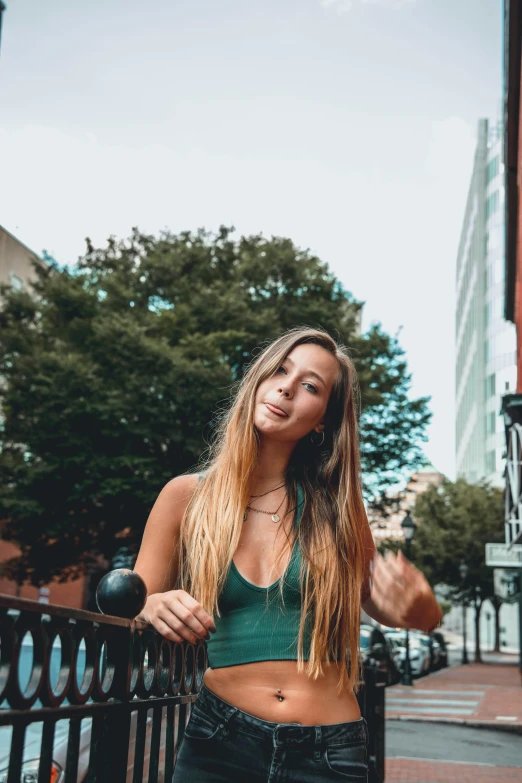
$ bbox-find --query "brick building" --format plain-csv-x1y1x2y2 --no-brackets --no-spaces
504,0,522,549
369,461,445,544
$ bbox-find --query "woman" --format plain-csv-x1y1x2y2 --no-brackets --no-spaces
134,327,441,782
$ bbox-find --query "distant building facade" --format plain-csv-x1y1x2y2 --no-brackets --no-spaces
0,538,88,609
0,224,46,290
369,462,445,544
455,119,517,487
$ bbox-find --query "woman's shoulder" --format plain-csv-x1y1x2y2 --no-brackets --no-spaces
162,473,201,501
144,474,201,535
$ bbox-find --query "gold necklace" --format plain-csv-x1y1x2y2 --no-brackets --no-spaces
243,493,286,523
250,482,286,499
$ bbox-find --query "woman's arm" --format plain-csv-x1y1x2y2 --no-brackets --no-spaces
133,474,215,644
133,474,198,594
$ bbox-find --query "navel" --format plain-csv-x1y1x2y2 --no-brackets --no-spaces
276,688,284,702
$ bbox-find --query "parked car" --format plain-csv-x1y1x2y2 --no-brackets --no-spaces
383,631,431,678
412,632,442,672
411,631,440,672
432,631,449,668
360,625,400,685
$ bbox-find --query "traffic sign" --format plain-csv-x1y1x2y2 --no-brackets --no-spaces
485,543,522,568
494,568,520,598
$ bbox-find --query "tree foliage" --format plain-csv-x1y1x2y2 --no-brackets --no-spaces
410,479,504,597
0,227,430,585
410,478,504,659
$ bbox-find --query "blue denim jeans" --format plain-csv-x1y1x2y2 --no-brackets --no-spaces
173,684,369,782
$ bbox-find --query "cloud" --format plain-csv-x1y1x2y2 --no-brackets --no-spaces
321,0,417,13
321,0,354,11
0,116,475,479
0,124,373,265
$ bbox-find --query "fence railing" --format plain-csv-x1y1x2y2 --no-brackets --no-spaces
357,664,385,783
0,590,206,783
0,571,385,783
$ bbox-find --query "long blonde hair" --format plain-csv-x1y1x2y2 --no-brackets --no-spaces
179,327,367,692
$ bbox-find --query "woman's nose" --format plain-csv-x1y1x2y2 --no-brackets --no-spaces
278,386,291,398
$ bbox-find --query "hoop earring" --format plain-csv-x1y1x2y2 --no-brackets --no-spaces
310,431,325,447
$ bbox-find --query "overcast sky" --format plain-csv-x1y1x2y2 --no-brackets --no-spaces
0,0,503,478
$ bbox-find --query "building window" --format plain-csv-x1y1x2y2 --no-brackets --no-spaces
486,190,499,219
486,412,496,435
494,258,504,285
485,374,496,397
486,450,496,474
10,273,24,291
487,155,499,184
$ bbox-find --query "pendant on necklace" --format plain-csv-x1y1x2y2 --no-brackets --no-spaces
271,514,280,523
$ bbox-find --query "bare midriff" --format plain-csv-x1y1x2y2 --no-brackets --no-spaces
203,660,361,725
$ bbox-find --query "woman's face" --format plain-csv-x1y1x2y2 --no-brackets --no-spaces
254,343,339,443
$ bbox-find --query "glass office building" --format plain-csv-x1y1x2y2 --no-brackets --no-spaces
455,119,517,486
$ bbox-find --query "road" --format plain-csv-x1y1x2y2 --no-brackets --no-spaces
386,720,522,768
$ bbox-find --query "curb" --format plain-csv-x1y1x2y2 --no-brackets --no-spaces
387,714,522,735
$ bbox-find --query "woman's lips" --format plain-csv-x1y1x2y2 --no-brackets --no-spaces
264,402,288,417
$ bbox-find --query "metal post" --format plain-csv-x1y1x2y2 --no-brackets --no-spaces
519,569,522,677
402,628,413,686
461,600,468,665
401,537,413,686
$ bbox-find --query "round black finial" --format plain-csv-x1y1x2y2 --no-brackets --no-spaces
96,569,148,619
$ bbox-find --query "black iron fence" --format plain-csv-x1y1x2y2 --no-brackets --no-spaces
0,593,206,783
0,574,385,783
358,664,385,783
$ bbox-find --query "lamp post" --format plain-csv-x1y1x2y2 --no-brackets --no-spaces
485,610,491,652
459,560,469,665
0,2,5,55
401,511,417,686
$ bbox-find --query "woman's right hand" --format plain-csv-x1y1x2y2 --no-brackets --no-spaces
139,589,216,645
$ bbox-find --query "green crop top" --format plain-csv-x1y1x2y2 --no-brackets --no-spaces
205,482,311,669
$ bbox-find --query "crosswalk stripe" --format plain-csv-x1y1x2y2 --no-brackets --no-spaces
388,756,499,768
386,705,476,715
386,685,485,717
389,689,484,697
387,698,480,707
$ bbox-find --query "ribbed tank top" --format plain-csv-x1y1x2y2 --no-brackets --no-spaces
206,483,310,669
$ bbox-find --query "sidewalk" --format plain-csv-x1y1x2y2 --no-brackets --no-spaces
386,660,522,732
385,758,522,782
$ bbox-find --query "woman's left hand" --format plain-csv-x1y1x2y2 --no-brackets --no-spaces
368,550,442,632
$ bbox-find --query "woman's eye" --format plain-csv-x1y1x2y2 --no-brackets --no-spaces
276,366,287,374
303,383,317,393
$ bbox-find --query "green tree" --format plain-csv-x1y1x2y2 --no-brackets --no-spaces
409,479,505,661
0,227,430,586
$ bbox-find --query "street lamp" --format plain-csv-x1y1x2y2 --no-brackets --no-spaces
401,511,417,686
0,2,6,56
401,512,416,558
459,560,469,665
